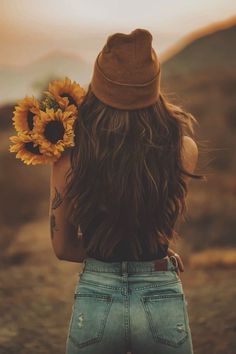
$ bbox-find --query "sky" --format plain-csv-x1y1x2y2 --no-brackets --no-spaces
0,0,236,66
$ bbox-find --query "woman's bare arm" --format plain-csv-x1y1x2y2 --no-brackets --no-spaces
49,149,87,262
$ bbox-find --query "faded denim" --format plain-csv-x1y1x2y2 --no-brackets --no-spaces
66,256,194,354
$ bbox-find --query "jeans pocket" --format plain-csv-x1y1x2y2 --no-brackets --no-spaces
141,292,189,348
68,292,113,349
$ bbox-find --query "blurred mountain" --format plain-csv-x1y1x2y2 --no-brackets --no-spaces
161,21,236,171
161,22,236,77
0,51,92,105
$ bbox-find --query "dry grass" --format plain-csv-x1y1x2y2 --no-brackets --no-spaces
189,247,236,268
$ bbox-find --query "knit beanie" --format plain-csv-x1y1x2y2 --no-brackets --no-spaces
90,28,161,110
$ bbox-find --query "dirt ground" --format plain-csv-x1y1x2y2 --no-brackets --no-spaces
0,218,235,354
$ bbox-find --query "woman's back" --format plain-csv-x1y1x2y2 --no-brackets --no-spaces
79,135,198,262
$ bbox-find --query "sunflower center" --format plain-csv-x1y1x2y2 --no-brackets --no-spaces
27,110,35,130
44,120,65,144
25,142,42,155
60,93,77,107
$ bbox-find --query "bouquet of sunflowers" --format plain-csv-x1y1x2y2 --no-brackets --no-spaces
9,77,85,165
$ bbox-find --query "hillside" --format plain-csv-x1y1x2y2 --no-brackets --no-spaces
161,22,236,78
161,21,236,172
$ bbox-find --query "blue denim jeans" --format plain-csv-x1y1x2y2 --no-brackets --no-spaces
66,256,194,354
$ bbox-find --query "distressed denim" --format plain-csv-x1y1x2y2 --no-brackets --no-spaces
66,256,194,354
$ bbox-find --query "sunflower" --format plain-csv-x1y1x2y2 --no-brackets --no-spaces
9,131,56,165
12,96,40,133
32,108,76,158
46,76,85,112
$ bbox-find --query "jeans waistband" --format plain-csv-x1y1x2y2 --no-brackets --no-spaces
80,255,178,275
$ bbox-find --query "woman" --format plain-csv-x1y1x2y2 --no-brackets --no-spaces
49,29,204,354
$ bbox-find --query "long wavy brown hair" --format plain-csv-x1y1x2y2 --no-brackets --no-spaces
64,83,205,260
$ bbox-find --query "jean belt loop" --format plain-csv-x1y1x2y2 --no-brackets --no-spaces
169,255,178,271
121,261,128,275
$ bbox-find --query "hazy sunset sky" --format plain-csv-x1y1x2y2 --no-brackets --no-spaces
1,0,236,66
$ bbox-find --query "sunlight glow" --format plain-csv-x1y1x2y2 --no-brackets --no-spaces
0,0,235,66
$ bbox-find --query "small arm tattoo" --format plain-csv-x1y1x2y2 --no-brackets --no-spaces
50,212,59,239
52,187,63,209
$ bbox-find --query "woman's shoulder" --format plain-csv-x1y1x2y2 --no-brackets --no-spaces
182,135,198,154
181,135,199,178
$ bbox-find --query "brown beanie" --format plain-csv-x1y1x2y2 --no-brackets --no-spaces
90,28,161,110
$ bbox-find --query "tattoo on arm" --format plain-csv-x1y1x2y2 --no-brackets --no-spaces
50,187,62,239
52,187,63,209
50,213,59,239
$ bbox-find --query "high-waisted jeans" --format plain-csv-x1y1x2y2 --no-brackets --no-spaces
66,256,194,354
